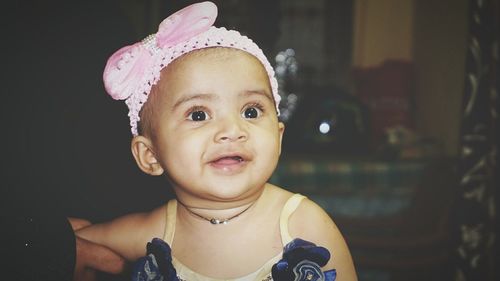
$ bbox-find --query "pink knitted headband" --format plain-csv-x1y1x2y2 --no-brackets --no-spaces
103,1,280,135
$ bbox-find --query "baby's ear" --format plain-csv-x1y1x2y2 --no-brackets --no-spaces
278,122,285,155
131,136,164,176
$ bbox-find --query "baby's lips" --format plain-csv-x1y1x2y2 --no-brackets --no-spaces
208,150,252,164
211,156,244,165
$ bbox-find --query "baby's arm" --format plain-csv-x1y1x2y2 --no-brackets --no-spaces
76,205,166,261
289,198,358,281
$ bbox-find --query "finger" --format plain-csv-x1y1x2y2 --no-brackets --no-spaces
68,217,92,231
73,267,96,281
77,238,127,274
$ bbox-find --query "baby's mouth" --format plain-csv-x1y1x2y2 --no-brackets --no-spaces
211,156,244,165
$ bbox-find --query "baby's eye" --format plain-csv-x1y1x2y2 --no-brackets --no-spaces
242,106,263,119
188,110,208,121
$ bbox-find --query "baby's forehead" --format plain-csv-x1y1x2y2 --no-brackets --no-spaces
158,47,270,89
137,46,278,135
168,47,263,69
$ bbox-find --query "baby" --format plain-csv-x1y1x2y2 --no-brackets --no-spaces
77,2,357,281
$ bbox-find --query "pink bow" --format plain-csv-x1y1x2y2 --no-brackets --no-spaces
103,1,217,100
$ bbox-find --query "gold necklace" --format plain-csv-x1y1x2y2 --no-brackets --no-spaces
177,200,256,225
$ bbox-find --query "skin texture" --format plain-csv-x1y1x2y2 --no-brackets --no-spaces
69,218,126,281
76,48,357,280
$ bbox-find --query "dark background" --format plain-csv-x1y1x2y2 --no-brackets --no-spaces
2,0,173,222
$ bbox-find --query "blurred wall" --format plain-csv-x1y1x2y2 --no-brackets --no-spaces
353,0,414,67
414,0,468,156
352,0,469,156
2,0,173,222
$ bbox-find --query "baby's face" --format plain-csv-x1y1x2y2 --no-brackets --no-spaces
149,48,284,202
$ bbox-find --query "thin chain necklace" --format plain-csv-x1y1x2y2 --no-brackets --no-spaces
177,200,256,225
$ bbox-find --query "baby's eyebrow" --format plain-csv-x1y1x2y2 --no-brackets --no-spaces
172,93,218,109
240,90,274,104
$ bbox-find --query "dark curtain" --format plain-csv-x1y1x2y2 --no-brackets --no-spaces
453,0,499,280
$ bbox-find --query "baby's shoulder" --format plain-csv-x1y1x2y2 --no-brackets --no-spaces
112,203,168,241
118,203,169,258
288,196,357,277
289,197,337,251
137,202,169,237
290,196,338,237
266,186,339,238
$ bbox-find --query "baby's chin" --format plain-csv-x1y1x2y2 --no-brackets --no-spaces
175,181,266,204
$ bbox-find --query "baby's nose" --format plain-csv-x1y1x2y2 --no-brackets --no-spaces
214,116,248,143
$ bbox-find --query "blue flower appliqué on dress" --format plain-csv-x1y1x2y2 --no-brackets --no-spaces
271,238,336,281
132,238,179,281
132,238,336,281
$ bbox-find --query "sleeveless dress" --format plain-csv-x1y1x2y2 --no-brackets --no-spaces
132,194,336,281
165,194,306,281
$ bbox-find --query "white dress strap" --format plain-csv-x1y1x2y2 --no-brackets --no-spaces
279,194,306,245
163,199,177,245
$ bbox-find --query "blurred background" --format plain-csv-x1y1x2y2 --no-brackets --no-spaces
2,0,498,281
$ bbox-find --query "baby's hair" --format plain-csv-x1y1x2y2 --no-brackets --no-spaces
136,85,160,138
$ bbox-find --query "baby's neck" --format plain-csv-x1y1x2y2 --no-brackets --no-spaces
178,198,257,225
174,185,268,225
169,184,290,279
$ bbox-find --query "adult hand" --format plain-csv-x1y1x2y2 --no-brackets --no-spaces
69,217,127,281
